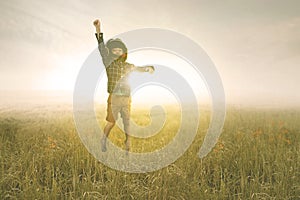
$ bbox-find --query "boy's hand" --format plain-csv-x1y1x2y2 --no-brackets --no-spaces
93,19,101,33
146,66,155,74
93,19,100,27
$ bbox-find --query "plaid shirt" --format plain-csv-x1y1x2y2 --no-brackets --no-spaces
95,33,147,96
106,59,135,96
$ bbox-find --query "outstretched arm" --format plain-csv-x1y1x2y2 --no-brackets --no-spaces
93,19,109,66
133,65,155,74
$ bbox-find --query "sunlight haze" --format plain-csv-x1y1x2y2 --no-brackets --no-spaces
0,0,299,107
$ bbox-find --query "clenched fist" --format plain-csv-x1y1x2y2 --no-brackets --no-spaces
93,19,101,33
93,19,100,27
146,66,155,74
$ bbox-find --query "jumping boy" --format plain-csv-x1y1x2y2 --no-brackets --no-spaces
93,19,155,153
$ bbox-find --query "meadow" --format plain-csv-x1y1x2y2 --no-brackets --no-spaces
0,103,299,199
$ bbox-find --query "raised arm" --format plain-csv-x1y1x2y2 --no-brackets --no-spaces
93,19,110,66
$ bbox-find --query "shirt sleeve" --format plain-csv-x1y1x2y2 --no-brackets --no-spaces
131,65,150,72
95,32,110,67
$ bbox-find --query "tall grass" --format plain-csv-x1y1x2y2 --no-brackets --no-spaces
0,105,299,199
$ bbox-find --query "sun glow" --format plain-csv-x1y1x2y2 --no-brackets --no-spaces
37,55,84,91
38,50,210,105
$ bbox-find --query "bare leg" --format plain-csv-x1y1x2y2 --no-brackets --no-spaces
123,120,130,153
125,133,130,151
101,121,115,152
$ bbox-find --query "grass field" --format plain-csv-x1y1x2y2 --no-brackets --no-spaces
0,104,299,199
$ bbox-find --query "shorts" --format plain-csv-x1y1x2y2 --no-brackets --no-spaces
106,94,131,123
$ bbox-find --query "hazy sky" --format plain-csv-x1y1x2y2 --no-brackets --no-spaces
0,0,299,106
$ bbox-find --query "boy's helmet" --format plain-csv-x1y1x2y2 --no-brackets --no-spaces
106,38,127,53
106,38,127,61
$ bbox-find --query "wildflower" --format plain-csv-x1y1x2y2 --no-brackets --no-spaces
252,128,263,138
48,136,57,149
213,139,225,153
278,121,285,128
280,127,290,135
